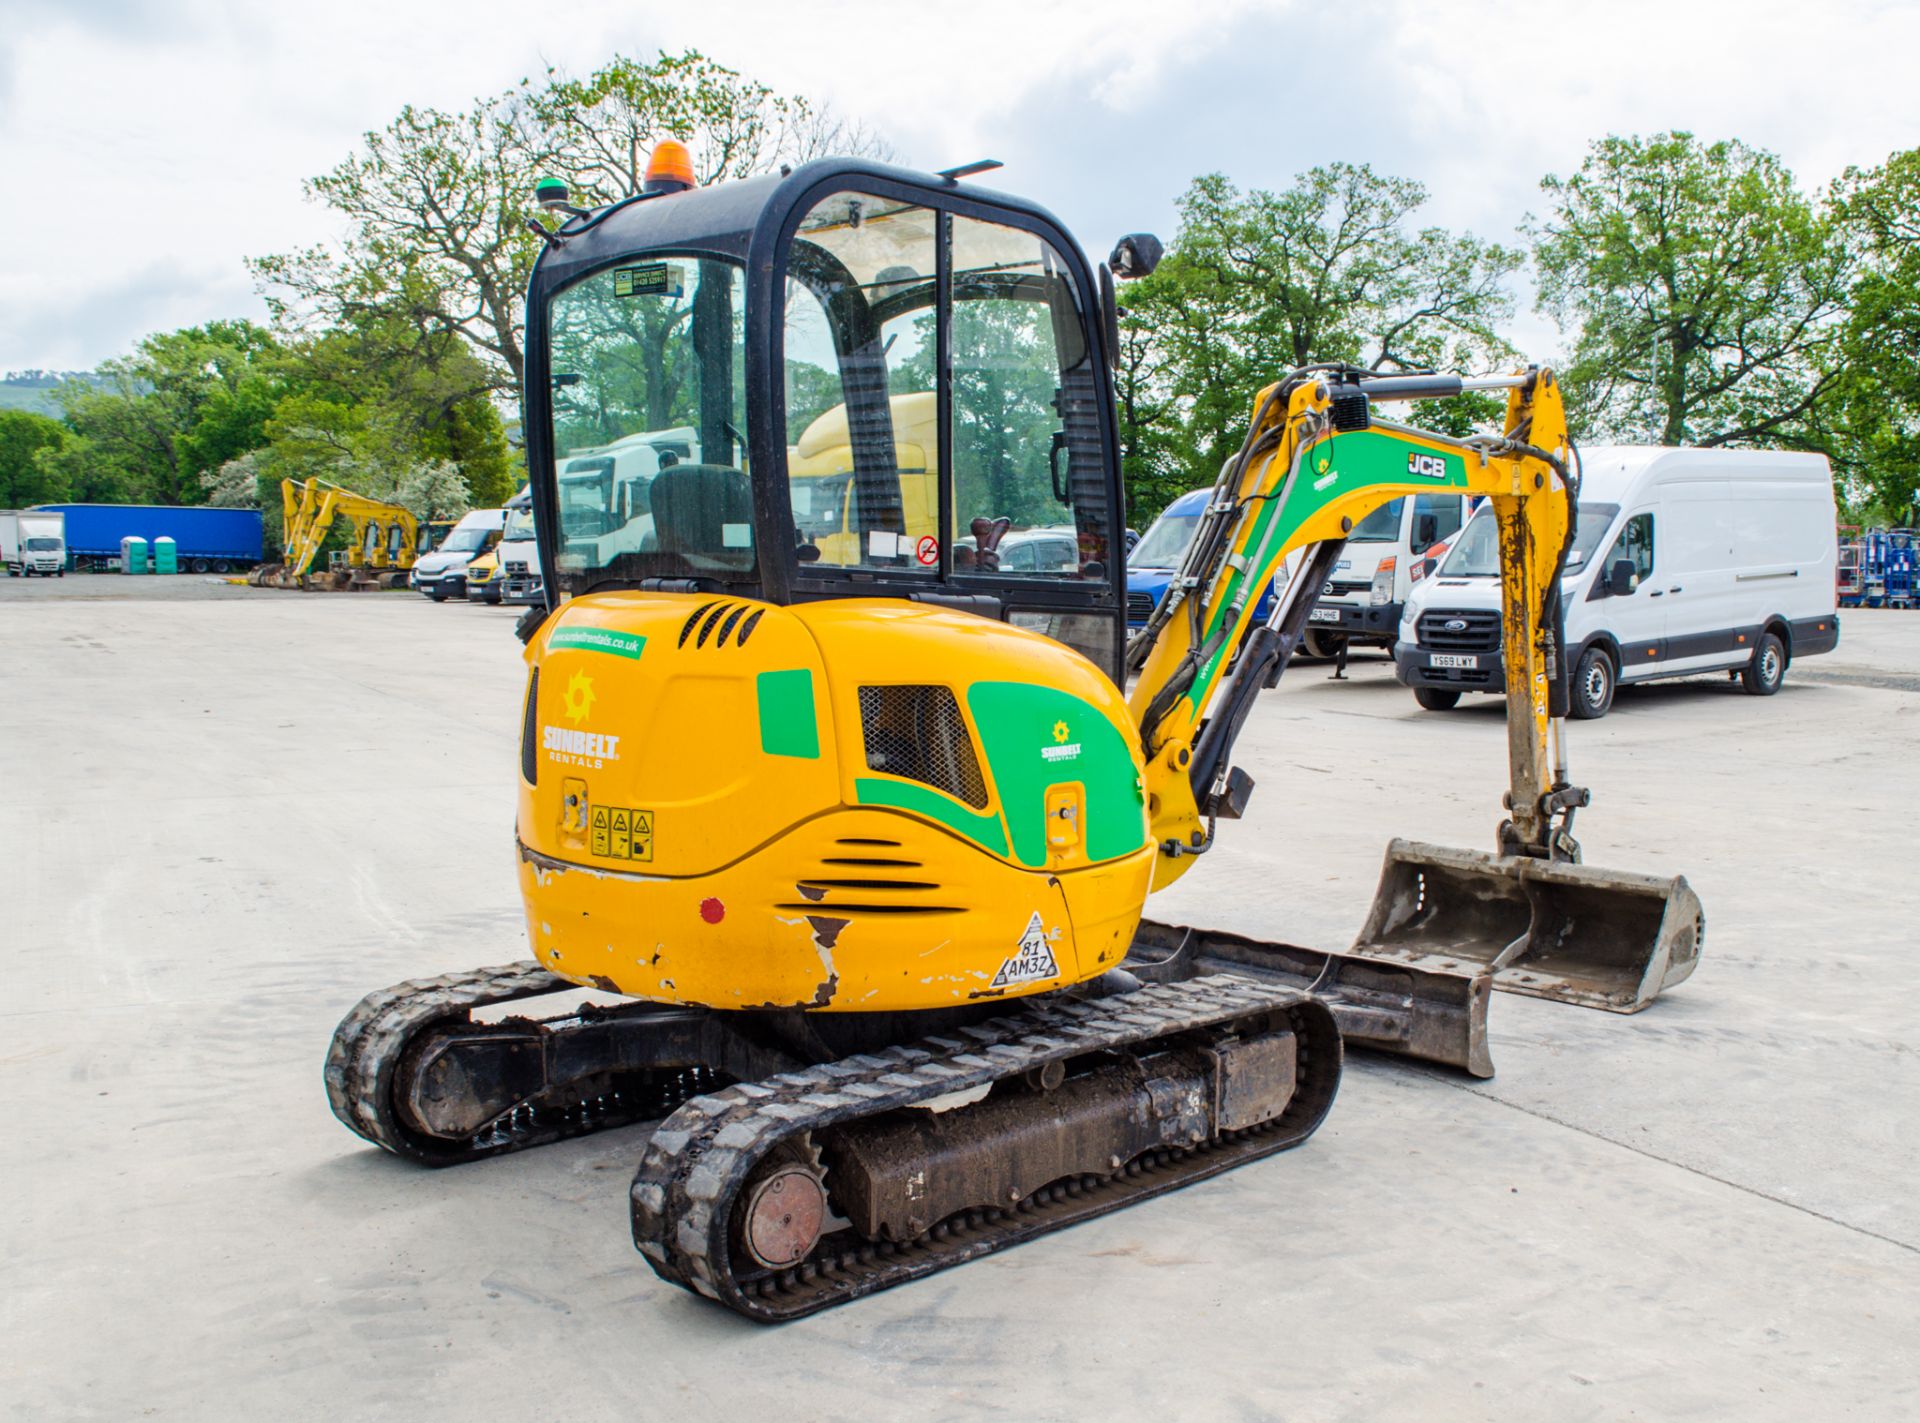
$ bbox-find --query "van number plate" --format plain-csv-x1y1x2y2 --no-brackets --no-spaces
1309,607,1341,623
1431,653,1478,669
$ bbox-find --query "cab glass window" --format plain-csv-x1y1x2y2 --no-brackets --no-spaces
1347,497,1404,542
1597,506,1658,591
1605,512,1655,588
546,257,750,583
784,194,939,574
949,215,1109,581
1410,494,1463,554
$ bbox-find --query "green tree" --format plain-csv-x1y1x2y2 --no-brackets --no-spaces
0,410,71,505
260,315,515,509
39,320,284,504
533,51,890,205
1110,276,1192,523
1827,148,1920,520
1117,165,1520,513
254,50,888,391
1531,132,1850,447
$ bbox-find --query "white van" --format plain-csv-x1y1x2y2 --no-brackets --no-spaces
411,507,507,601
1302,492,1473,658
1395,446,1840,717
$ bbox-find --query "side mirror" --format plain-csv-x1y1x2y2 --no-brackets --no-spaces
1607,559,1637,596
1412,513,1439,552
1108,233,1164,280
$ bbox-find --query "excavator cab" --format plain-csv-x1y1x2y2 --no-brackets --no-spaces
523,160,1126,682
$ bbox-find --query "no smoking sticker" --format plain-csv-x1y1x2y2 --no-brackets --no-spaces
915,535,939,567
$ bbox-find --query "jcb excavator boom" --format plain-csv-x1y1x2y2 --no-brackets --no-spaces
1123,364,1701,1011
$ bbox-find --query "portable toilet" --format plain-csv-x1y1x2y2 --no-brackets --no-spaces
153,536,178,575
121,536,148,575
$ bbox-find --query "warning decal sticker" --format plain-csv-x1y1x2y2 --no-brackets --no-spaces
990,911,1059,988
589,804,654,862
612,263,677,299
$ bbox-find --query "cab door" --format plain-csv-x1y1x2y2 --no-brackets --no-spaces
774,182,1124,684
1594,509,1665,680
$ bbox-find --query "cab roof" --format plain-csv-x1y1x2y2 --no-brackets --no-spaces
529,157,1083,296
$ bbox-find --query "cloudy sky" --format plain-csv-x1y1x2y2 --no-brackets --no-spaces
3,0,1916,373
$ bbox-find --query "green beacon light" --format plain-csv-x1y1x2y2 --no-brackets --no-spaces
535,177,572,212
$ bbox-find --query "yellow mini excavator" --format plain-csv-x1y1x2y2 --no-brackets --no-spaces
250,478,419,590
327,149,1701,1320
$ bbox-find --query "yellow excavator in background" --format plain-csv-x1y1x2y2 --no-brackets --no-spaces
326,150,1701,1320
249,479,419,590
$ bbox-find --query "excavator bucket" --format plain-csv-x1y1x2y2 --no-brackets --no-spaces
1352,839,1703,1013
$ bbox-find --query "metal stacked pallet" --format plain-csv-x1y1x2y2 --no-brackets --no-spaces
1887,529,1917,609
1857,528,1919,609
1837,525,1864,606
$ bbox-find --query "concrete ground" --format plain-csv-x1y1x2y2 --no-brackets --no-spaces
4,577,1916,1422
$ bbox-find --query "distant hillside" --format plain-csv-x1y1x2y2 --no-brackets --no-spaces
0,370,105,418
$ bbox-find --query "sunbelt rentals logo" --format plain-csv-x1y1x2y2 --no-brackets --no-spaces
1041,718,1081,764
542,670,621,767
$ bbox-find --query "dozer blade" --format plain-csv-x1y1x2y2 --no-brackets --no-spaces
1352,839,1703,1014
1126,919,1492,1077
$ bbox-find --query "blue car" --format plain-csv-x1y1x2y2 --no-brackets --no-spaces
1127,487,1281,629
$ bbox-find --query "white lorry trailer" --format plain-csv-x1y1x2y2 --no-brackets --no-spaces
0,509,67,576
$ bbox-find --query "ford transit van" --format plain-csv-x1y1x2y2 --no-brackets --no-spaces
1396,446,1840,717
1301,491,1472,659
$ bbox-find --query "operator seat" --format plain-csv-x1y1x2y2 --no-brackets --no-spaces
649,464,754,558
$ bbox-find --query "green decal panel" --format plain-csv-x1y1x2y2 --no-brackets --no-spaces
1185,428,1472,710
854,777,1009,856
756,669,821,759
966,682,1146,868
548,627,646,660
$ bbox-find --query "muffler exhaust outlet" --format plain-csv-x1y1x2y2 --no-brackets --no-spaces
1352,838,1703,1013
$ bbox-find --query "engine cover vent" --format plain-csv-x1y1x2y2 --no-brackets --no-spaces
857,685,989,809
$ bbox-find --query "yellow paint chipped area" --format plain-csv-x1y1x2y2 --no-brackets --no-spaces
517,807,1152,1012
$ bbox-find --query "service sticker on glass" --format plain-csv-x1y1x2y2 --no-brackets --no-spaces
612,263,678,299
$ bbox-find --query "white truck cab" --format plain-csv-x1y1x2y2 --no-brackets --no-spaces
1,510,67,576
496,492,544,605
1396,446,1841,717
1303,492,1471,658
553,427,702,572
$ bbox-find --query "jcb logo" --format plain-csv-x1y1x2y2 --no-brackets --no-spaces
1407,453,1449,480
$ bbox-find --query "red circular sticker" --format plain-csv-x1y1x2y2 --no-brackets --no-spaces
915,535,939,567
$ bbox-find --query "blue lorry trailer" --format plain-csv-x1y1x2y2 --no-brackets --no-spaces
36,504,264,573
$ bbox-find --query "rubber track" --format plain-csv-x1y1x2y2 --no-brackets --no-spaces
324,960,697,1165
631,974,1341,1321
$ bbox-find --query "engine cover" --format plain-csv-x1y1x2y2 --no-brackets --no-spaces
516,593,1154,1011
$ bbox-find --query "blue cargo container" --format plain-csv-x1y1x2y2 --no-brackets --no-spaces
35,504,264,572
